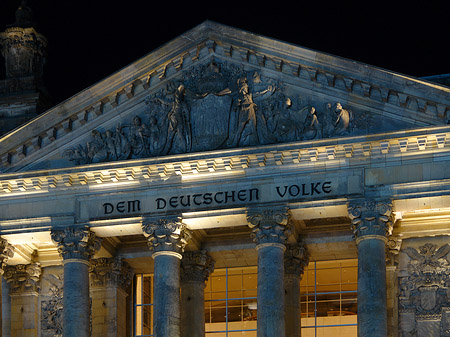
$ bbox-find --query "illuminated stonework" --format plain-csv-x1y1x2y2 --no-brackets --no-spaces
1,20,450,337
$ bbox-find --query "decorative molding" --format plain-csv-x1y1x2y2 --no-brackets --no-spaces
0,237,14,274
51,226,101,261
399,243,450,336
3,263,41,294
89,257,134,290
180,250,214,284
1,127,449,196
247,207,291,246
142,217,190,256
348,200,394,242
284,242,309,277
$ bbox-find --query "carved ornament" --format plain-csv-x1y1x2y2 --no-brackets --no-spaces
64,62,362,165
247,207,291,246
181,250,215,284
347,200,394,242
142,217,191,256
284,243,309,277
3,263,41,294
51,226,101,261
399,243,450,336
0,237,14,274
89,257,134,290
41,273,63,337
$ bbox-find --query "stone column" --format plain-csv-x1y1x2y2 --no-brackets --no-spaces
0,237,14,337
90,257,134,337
142,216,190,337
348,200,394,337
284,243,309,337
3,263,41,337
51,226,101,337
247,207,292,337
180,250,214,337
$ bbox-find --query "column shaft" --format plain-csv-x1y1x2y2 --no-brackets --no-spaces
153,254,181,337
284,275,300,337
2,278,11,337
180,250,214,337
257,244,285,337
64,261,90,337
181,282,205,337
357,238,387,337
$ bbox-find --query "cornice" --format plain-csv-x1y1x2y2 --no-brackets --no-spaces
1,22,449,171
0,126,449,198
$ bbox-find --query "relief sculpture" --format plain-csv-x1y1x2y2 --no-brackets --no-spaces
65,61,364,165
399,243,450,337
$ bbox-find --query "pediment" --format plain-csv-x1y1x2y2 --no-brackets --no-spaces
1,21,450,172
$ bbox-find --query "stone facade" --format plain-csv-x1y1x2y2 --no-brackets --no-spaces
1,19,450,337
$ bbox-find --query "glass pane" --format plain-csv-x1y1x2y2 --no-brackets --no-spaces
228,275,243,291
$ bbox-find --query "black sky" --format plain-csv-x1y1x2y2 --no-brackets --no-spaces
1,0,449,106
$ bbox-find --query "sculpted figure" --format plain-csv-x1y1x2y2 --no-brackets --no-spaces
229,76,274,147
87,130,107,162
302,106,321,140
333,102,351,135
126,116,149,157
155,85,192,154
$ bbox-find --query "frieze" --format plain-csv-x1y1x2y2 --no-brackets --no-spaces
64,61,368,165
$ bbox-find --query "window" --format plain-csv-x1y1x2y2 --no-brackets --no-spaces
134,260,357,337
300,259,358,337
205,266,257,336
134,274,153,337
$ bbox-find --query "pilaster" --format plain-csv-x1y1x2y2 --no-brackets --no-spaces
348,199,394,337
284,243,309,337
0,237,14,337
3,263,41,337
180,250,214,337
247,207,291,337
90,257,134,337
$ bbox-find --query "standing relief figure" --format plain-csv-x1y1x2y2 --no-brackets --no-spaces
229,75,275,147
154,84,192,155
302,106,321,140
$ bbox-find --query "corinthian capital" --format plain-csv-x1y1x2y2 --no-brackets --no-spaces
51,226,101,261
90,257,134,291
247,207,291,246
4,263,41,294
284,243,309,277
348,200,394,243
0,237,14,275
142,216,191,257
181,250,215,284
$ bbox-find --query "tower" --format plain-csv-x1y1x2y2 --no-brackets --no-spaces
0,0,49,136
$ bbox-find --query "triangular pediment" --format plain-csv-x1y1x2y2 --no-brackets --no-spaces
1,21,450,172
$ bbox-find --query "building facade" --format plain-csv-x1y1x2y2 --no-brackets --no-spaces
1,18,450,337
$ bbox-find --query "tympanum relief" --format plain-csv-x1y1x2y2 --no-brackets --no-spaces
65,61,372,165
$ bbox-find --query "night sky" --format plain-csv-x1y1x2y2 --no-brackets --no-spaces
1,0,449,106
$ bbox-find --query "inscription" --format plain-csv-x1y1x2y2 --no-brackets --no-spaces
275,181,332,198
103,200,141,214
156,188,260,209
100,181,334,214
